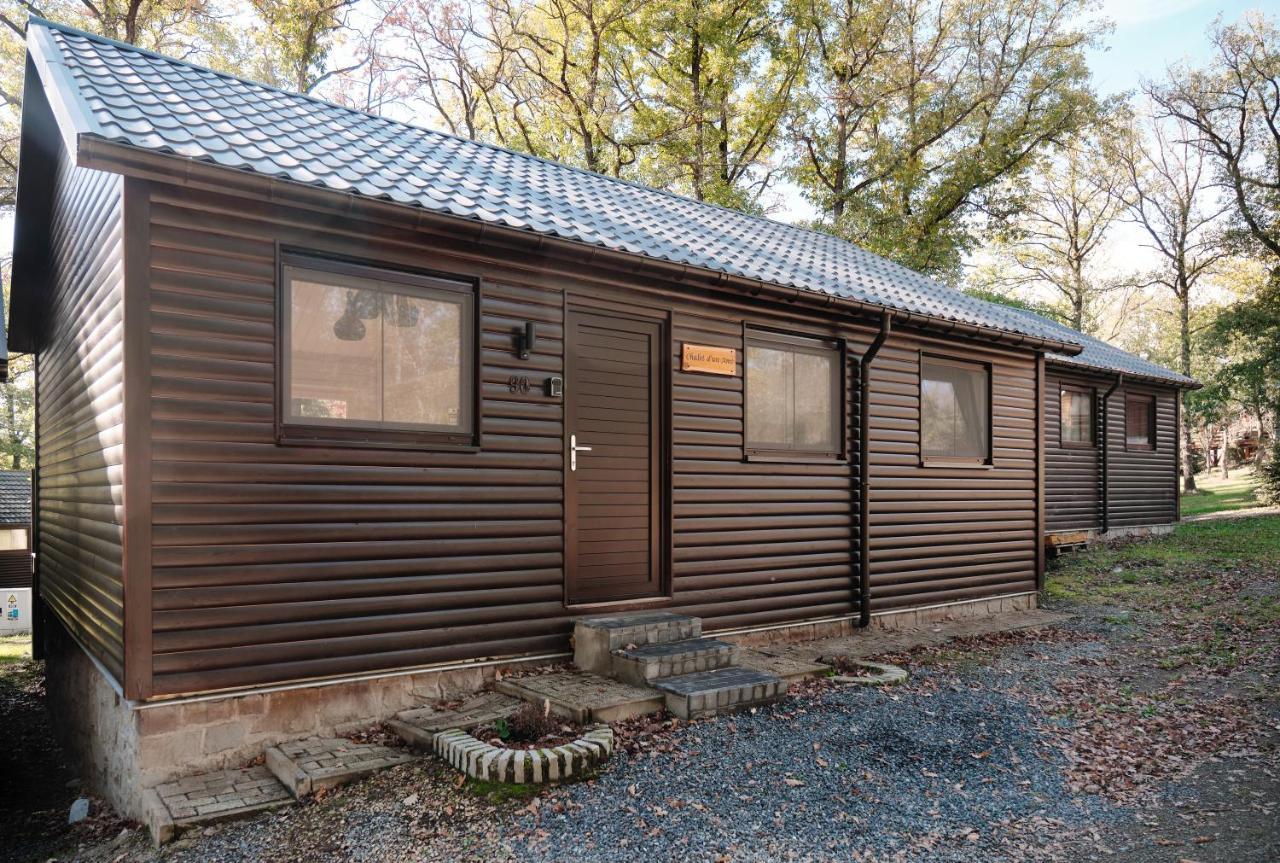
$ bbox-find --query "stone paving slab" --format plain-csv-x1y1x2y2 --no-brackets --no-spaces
762,610,1072,664
265,737,417,798
397,692,522,733
652,667,786,720
143,765,293,844
737,647,831,682
496,670,665,723
388,692,524,751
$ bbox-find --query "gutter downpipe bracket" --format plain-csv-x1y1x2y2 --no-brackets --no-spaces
858,311,892,627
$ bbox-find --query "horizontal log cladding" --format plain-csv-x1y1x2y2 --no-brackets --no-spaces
37,156,127,683
1105,382,1178,528
1039,366,1179,534
1044,369,1102,533
865,335,1039,609
136,178,1043,696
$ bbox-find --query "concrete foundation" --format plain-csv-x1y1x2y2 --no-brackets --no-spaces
1046,523,1175,554
46,590,1037,823
44,616,547,823
720,592,1039,649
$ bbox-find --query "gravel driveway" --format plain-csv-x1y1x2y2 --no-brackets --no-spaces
514,665,1112,862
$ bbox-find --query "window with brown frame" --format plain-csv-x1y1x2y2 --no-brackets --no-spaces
920,356,990,464
745,330,843,458
1125,394,1156,450
1060,385,1094,446
280,253,477,447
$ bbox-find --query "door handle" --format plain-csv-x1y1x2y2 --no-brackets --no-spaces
570,434,592,471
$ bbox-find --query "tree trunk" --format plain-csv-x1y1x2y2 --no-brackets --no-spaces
1179,289,1197,492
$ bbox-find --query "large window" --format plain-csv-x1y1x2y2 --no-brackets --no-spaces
1060,386,1094,446
1125,394,1155,450
280,254,476,446
920,356,990,464
745,330,842,458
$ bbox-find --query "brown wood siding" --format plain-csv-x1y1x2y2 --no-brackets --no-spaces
866,336,1039,609
140,182,867,696
1044,368,1102,533
1107,384,1178,528
669,312,857,632
36,156,127,683
135,178,1043,696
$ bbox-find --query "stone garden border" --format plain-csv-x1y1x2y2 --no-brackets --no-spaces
432,724,614,784
825,659,908,686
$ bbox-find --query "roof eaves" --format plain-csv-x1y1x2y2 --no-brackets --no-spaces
25,18,102,160
1047,353,1200,389
77,133,1086,358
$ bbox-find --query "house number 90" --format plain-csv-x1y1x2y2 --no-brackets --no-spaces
507,375,531,394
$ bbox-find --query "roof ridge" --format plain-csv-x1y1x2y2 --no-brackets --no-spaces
26,15,869,256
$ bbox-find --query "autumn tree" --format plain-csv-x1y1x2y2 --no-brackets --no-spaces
790,0,1101,278
1151,12,1280,264
247,0,362,93
485,0,650,176
0,0,241,205
376,0,513,140
1116,112,1230,491
979,131,1131,333
627,0,807,209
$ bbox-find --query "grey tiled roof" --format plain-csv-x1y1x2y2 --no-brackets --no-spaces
26,18,1082,351
0,471,31,525
1003,307,1196,387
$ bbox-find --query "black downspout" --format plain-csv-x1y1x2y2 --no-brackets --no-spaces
858,312,892,627
1100,373,1122,534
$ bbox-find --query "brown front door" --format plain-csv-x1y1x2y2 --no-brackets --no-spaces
564,307,665,604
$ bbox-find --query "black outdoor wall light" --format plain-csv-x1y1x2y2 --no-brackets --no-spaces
516,321,537,360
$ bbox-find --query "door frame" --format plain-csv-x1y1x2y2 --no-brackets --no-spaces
562,293,672,608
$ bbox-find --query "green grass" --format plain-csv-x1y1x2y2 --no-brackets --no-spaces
1044,514,1280,672
0,634,30,666
1045,515,1280,601
1180,470,1263,517
463,776,545,803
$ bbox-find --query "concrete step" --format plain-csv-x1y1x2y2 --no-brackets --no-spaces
574,611,701,674
142,765,294,845
265,736,417,798
611,637,737,685
652,667,787,720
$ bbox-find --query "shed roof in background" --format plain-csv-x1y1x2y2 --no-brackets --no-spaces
0,471,31,525
1005,307,1197,388
17,17,1086,352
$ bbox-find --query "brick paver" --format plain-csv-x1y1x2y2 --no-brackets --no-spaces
495,670,665,723
144,765,293,843
265,737,417,797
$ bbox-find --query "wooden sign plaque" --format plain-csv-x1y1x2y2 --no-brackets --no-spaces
682,343,737,376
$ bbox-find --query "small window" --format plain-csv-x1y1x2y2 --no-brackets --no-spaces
280,254,476,447
1125,394,1155,450
1060,386,1094,446
920,356,990,464
745,330,842,458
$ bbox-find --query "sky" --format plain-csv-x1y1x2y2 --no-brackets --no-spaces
1088,0,1263,97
